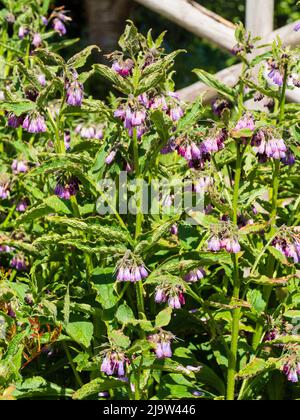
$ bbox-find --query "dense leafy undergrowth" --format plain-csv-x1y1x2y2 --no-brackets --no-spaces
0,0,300,401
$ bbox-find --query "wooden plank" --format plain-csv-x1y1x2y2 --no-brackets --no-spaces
133,0,236,51
246,0,274,37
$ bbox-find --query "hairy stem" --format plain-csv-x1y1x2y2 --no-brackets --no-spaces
226,142,242,401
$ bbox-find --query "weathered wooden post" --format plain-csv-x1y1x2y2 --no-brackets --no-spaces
246,0,274,38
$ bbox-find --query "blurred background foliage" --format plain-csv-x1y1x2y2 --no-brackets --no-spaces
50,0,300,91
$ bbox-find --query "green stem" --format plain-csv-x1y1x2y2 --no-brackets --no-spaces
132,128,143,240
226,142,242,401
251,64,288,352
131,128,146,340
63,342,83,388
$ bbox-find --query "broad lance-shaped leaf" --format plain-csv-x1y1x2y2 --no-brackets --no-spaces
177,98,203,131
150,109,173,143
13,377,73,399
249,274,299,287
193,69,236,101
115,303,135,325
142,50,185,77
135,218,179,255
264,335,300,346
65,322,94,348
0,100,36,116
237,358,278,379
73,378,126,400
67,45,100,69
57,240,127,256
93,64,132,94
155,307,172,328
16,196,72,225
45,216,131,245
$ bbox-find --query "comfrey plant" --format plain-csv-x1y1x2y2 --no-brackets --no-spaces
0,2,299,402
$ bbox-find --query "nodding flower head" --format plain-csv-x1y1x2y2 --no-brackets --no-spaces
184,268,206,283
7,113,24,128
251,129,287,161
115,104,148,138
234,113,255,131
148,331,174,359
116,252,148,283
282,359,300,383
150,95,169,112
11,253,28,271
272,234,300,264
294,22,300,32
170,224,178,236
281,150,296,166
169,106,184,122
160,138,176,155
18,26,29,40
16,198,29,213
22,113,47,133
32,33,42,48
208,222,241,254
53,18,67,36
105,150,117,165
112,59,134,78
0,176,10,200
41,16,48,26
208,236,222,252
212,98,232,117
66,74,84,107
101,350,129,378
267,61,283,86
11,159,28,174
54,175,79,200
38,74,47,87
154,283,185,309
76,124,103,140
64,131,71,150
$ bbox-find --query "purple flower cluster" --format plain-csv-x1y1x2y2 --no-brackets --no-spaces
272,236,300,264
114,106,147,139
0,180,10,199
51,8,71,36
234,113,255,132
170,224,178,236
155,285,185,309
11,159,28,174
208,235,241,254
184,268,206,283
64,131,71,150
66,74,84,107
54,176,79,200
18,26,29,40
105,150,117,165
116,264,148,283
16,199,29,213
282,362,300,383
22,113,47,133
11,253,28,271
112,59,134,78
101,351,128,378
148,332,174,359
176,129,227,170
75,124,103,140
267,62,283,86
7,113,23,128
252,129,287,161
32,33,42,48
